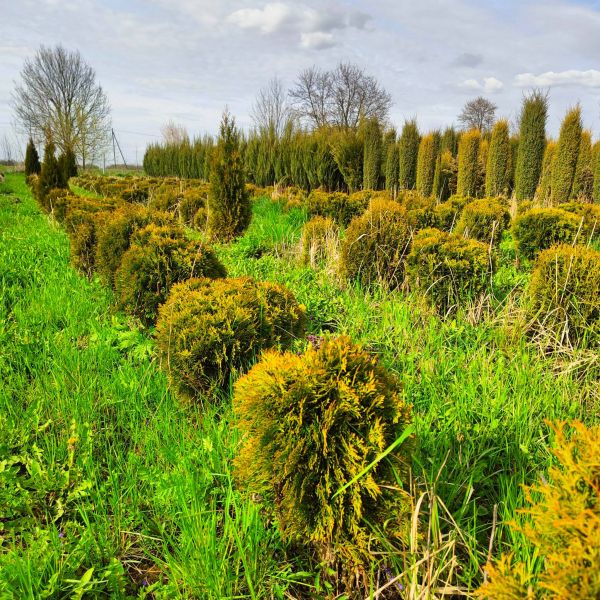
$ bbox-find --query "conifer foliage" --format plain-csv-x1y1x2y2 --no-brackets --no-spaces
515,90,548,200
398,119,420,190
551,106,582,204
416,132,438,197
486,119,511,197
208,110,251,241
457,129,481,197
24,138,41,176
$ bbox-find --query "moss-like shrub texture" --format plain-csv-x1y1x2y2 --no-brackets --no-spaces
433,194,472,231
476,420,600,599
233,336,413,590
455,198,510,245
340,199,412,289
306,189,369,226
115,224,226,325
155,276,305,397
300,215,339,267
96,205,174,289
512,208,585,260
526,244,600,348
407,228,491,314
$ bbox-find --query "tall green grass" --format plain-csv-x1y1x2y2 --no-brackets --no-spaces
1,175,597,598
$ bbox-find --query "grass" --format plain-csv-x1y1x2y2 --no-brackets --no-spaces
0,174,597,598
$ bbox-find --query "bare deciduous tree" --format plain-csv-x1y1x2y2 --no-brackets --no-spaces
161,120,189,145
458,96,497,132
251,77,291,137
289,63,392,129
12,45,111,167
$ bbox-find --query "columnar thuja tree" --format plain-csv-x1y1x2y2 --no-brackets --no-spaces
536,141,556,205
398,119,420,190
385,141,400,196
571,129,593,201
38,137,67,207
457,129,481,197
551,106,582,204
594,141,600,204
24,138,41,176
486,119,511,197
208,110,251,241
416,132,438,197
515,90,548,200
440,126,458,155
362,118,383,190
330,128,363,193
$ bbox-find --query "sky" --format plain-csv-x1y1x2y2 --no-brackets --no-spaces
1,0,600,164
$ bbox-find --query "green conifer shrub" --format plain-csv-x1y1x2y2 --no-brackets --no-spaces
526,245,600,348
58,147,78,184
38,139,66,210
407,228,491,314
24,138,41,176
571,130,593,201
330,128,363,193
384,132,399,196
515,91,548,200
512,208,583,260
536,141,557,206
455,198,510,245
306,189,369,226
340,199,412,289
551,107,583,204
558,202,600,241
457,129,481,197
155,276,305,397
95,206,174,289
440,127,458,155
433,194,472,231
416,132,438,197
398,119,420,190
486,119,511,197
208,110,251,241
179,188,207,226
115,224,226,325
433,149,456,201
233,336,413,590
362,118,382,190
65,208,111,277
300,216,339,267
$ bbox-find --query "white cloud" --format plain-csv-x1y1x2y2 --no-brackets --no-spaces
300,31,335,49
515,69,600,88
460,76,503,94
227,3,294,34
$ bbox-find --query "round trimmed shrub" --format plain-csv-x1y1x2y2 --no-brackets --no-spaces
155,277,305,397
407,228,491,314
455,198,510,245
306,189,369,226
115,224,226,325
300,215,338,267
433,194,472,231
512,208,584,260
526,244,600,348
65,209,111,277
233,336,413,589
95,205,174,289
340,199,412,289
179,188,207,226
559,202,600,243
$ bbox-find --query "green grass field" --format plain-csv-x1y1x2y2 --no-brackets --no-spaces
0,172,597,598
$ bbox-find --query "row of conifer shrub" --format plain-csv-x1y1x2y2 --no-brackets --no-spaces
143,97,600,206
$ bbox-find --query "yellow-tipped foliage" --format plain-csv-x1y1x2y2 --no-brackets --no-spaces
233,336,413,589
455,198,510,246
476,420,600,599
155,276,305,398
457,129,481,197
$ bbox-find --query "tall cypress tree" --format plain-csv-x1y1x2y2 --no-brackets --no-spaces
331,128,363,193
362,118,383,190
416,132,438,197
440,126,458,155
24,138,41,176
594,141,600,204
457,129,480,197
208,110,251,241
536,141,556,205
551,106,582,204
485,119,511,197
571,129,593,201
433,149,455,201
385,142,400,197
398,119,420,190
38,138,65,208
515,91,548,200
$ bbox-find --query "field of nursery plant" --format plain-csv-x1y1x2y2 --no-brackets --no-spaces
1,85,599,600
